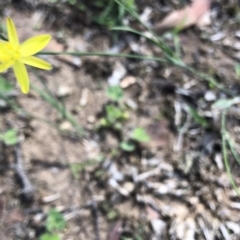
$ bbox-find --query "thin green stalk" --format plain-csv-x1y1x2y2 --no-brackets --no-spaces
38,51,168,63
227,135,240,165
31,84,85,137
221,110,240,195
111,26,185,66
99,0,115,20
114,0,176,58
173,33,181,58
0,94,60,129
184,65,234,96
39,50,231,94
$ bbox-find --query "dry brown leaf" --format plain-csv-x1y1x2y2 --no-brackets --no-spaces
153,0,211,32
0,195,3,217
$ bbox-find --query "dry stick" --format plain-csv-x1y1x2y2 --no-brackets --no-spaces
91,201,100,240
85,180,100,240
174,113,191,152
14,144,34,202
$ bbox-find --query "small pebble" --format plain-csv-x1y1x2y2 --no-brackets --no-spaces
151,219,167,235
72,57,82,67
120,76,137,88
122,182,135,194
125,98,138,110
235,30,240,38
87,115,96,123
210,32,226,42
79,88,89,106
108,62,126,86
204,91,216,101
42,193,61,203
59,121,73,131
57,86,72,97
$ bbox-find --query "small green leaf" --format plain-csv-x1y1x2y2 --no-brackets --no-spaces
186,106,208,127
235,64,240,78
68,0,76,4
124,0,136,10
113,122,123,130
0,76,14,95
106,105,123,123
70,163,84,179
107,210,118,220
99,118,109,127
131,127,150,142
70,159,102,179
40,233,60,240
120,141,136,152
106,86,123,101
46,209,66,232
212,97,240,110
0,129,18,145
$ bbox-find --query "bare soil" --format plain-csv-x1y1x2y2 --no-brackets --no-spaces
1,1,240,240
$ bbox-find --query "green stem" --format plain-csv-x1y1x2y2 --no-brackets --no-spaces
38,51,168,63
31,84,85,137
114,0,174,57
221,110,240,194
184,65,234,96
227,134,240,165
39,50,230,94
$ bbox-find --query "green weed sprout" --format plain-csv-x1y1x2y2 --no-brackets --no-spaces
120,127,150,152
40,208,66,240
99,86,129,130
0,129,18,145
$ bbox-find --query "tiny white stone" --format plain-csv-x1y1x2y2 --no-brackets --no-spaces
204,91,216,101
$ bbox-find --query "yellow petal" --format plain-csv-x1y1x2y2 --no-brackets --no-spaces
21,56,52,70
6,17,19,46
20,35,51,57
13,61,29,94
0,61,13,73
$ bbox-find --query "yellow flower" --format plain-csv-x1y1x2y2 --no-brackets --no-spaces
0,17,52,94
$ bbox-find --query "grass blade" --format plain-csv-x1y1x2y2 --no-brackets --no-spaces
221,110,240,195
32,84,85,137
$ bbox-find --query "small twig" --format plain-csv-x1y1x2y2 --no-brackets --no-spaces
84,177,100,240
174,100,182,126
174,114,191,152
14,144,34,203
91,201,100,240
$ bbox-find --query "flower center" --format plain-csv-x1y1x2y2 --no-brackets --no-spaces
0,42,20,63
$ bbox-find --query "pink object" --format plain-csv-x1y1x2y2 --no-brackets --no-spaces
154,0,211,31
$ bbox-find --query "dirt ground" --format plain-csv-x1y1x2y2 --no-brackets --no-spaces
1,0,240,240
